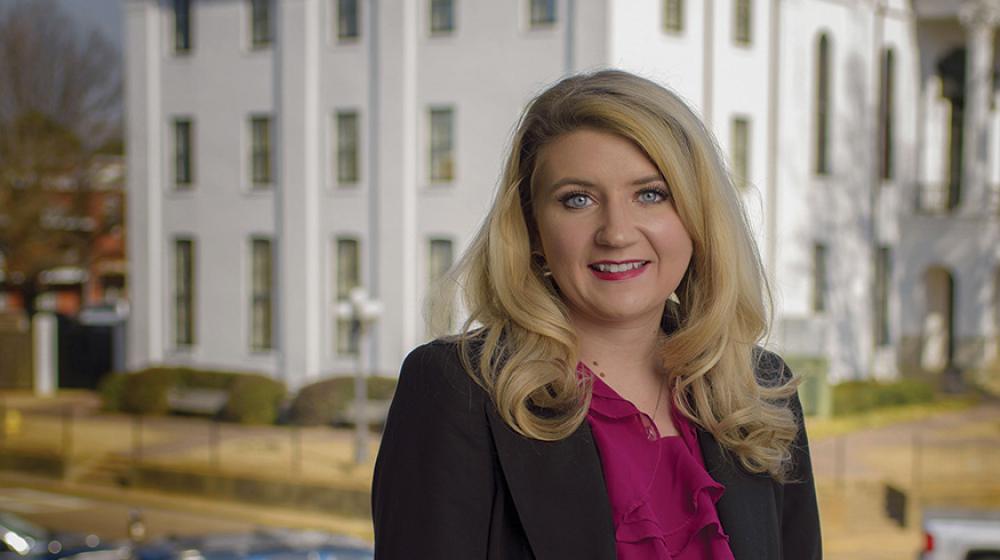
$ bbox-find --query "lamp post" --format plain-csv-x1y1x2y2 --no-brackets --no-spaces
336,287,383,464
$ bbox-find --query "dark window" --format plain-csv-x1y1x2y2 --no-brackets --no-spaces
250,238,273,351
338,0,360,40
529,0,556,27
663,0,683,33
880,48,895,181
250,115,272,187
429,107,454,182
813,243,827,313
815,33,832,175
336,111,360,185
875,246,891,346
733,0,752,45
174,119,193,187
428,238,454,332
430,0,455,34
174,238,195,346
250,0,271,47
174,0,191,52
731,117,750,189
336,237,360,355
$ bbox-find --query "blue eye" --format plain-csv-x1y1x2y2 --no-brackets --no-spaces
560,192,593,209
638,188,668,203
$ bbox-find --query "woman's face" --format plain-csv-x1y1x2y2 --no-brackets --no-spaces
531,128,693,328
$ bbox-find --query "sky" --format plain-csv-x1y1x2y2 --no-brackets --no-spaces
56,0,123,50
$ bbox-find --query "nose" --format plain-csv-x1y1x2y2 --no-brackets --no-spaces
594,199,639,247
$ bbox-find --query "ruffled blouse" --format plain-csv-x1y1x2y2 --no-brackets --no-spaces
580,362,734,560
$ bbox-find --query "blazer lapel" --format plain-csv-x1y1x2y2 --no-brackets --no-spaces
697,428,782,559
487,406,617,560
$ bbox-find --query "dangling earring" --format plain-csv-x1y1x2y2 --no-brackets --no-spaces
531,251,553,277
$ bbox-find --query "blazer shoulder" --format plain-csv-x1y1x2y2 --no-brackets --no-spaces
751,346,795,388
394,337,491,415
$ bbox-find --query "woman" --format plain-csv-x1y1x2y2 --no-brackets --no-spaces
372,69,822,559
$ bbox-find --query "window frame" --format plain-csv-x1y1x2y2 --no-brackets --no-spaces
249,237,273,352
174,237,195,347
249,114,273,188
336,0,361,41
428,106,455,184
173,0,192,53
662,0,683,34
528,0,557,29
173,118,194,189
335,110,360,186
335,237,361,356
430,0,455,35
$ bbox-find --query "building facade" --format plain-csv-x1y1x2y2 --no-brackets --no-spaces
125,0,1000,389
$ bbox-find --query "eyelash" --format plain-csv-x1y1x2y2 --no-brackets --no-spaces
558,187,670,209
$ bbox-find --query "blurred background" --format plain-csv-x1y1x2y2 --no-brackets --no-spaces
1,0,999,559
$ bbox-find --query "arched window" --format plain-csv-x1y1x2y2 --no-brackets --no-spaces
815,33,832,175
880,47,895,181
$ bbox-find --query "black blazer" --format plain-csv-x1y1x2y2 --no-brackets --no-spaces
372,339,822,559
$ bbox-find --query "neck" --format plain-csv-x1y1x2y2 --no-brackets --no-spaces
568,307,663,380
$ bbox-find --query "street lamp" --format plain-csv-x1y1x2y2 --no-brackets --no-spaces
336,286,383,464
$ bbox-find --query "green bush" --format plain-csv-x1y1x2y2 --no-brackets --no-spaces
289,375,397,426
97,372,128,412
121,367,180,414
221,374,286,425
831,379,935,416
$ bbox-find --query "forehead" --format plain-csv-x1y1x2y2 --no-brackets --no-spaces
531,128,661,194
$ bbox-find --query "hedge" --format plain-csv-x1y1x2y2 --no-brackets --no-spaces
289,375,397,426
100,366,287,425
830,379,935,416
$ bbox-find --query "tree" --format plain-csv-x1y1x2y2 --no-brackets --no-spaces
0,0,123,315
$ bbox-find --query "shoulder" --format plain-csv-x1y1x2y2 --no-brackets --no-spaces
392,337,490,418
751,346,794,388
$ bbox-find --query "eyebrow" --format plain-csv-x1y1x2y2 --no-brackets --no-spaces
546,174,665,193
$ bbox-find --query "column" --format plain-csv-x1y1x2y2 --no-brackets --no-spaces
959,0,1000,215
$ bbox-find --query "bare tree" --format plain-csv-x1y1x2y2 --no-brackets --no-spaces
0,0,123,315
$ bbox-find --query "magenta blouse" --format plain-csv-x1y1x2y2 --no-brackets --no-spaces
579,362,735,560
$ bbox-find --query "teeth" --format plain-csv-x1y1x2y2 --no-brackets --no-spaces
593,262,645,273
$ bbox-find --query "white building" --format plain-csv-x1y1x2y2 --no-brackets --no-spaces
125,0,1000,392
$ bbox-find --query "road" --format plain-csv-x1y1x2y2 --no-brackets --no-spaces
0,484,254,541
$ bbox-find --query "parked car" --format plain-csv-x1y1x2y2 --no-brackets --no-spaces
133,529,372,560
0,512,121,560
920,508,1000,560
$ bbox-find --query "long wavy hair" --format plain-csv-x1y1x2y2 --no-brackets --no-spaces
429,69,800,481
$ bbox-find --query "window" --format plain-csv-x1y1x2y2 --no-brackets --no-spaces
174,118,193,187
879,48,895,181
430,0,455,34
529,0,556,28
428,238,454,331
731,117,750,189
812,243,827,313
174,0,192,52
250,0,271,47
733,0,752,45
663,0,683,33
335,238,361,355
429,107,454,182
337,0,360,40
174,238,195,346
250,115,272,187
250,238,273,351
815,33,832,175
874,246,891,346
336,111,360,185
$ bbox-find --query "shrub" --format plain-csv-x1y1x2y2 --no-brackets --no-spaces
121,367,180,414
97,372,128,411
831,379,935,416
221,374,286,425
289,375,397,426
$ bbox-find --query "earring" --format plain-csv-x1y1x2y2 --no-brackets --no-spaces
531,251,553,277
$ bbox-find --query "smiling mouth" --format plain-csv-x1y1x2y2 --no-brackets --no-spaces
589,261,649,273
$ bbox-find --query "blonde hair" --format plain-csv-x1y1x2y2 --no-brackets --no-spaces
431,69,801,481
